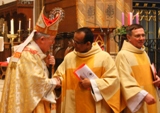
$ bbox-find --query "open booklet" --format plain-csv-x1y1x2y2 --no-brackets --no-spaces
74,64,98,80
74,64,103,102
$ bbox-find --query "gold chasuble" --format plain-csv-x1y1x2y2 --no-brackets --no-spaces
54,42,120,113
0,41,56,113
115,41,160,113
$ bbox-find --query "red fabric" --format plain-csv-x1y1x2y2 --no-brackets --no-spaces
0,62,8,66
24,47,38,54
42,14,59,26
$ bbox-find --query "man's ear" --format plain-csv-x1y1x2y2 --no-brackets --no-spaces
127,35,131,41
39,36,45,43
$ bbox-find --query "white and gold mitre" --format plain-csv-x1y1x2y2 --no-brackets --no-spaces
35,7,64,36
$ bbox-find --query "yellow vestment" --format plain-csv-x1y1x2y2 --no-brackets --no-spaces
54,42,120,113
0,41,56,113
115,41,160,113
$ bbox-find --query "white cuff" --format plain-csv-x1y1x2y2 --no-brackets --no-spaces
43,78,58,103
90,80,103,102
127,90,148,112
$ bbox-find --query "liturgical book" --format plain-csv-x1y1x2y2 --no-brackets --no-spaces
150,63,157,80
150,63,160,100
74,64,98,80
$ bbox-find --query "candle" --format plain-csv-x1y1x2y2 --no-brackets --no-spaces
19,20,21,31
10,19,14,34
128,12,133,25
136,13,139,24
0,36,4,51
29,18,31,29
122,12,124,26
158,27,160,38
2,23,5,33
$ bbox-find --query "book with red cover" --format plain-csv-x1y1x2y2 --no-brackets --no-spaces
150,63,157,80
150,63,160,100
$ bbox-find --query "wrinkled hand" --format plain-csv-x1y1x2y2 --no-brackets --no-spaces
45,55,55,67
144,93,156,105
79,76,91,89
153,75,160,87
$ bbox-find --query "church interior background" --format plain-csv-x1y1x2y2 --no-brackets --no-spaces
1,0,160,101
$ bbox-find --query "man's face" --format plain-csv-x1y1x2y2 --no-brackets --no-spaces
73,32,89,53
41,35,55,53
127,28,145,49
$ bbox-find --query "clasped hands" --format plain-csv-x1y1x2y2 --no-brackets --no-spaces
54,77,61,88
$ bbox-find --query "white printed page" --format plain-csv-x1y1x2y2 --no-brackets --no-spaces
74,64,98,80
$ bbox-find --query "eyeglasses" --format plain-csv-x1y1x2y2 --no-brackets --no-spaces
73,39,85,45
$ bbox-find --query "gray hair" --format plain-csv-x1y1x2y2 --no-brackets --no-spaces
33,32,50,40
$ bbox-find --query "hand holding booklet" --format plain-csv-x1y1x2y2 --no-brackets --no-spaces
74,64,103,102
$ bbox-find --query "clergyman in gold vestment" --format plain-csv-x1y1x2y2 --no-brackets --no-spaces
115,24,160,113
54,27,120,113
0,7,64,113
